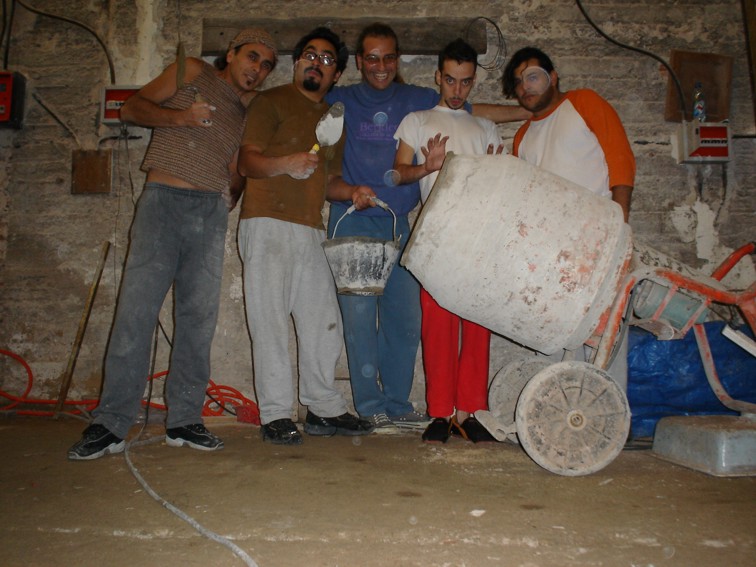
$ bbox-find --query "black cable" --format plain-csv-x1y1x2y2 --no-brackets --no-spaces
3,0,16,69
466,16,507,71
1,0,7,66
31,91,82,146
15,0,116,84
575,0,687,121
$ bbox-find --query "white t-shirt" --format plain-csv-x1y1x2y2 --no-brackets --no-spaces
394,105,501,203
514,90,635,199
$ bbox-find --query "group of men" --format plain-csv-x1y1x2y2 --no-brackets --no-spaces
68,21,634,460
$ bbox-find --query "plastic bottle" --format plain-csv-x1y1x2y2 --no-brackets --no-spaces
692,82,707,122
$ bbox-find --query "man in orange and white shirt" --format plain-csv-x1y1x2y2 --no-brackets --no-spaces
502,46,635,391
503,46,635,222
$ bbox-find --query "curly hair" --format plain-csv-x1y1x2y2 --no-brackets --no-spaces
293,26,349,74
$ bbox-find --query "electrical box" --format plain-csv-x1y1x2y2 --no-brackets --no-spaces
100,85,140,125
71,149,112,194
0,71,26,129
671,121,731,164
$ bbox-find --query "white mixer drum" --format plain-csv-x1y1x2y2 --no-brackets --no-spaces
402,154,632,355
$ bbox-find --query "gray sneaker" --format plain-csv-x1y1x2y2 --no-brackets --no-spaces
389,410,432,429
368,413,401,434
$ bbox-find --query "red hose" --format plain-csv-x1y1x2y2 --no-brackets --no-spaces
1,349,259,423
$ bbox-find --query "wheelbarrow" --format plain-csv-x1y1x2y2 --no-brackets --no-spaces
401,153,755,476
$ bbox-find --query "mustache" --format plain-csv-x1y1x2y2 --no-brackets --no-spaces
304,65,323,78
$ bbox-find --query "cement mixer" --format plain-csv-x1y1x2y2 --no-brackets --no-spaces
402,154,756,477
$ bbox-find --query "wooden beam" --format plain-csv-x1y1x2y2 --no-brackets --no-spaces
202,17,487,57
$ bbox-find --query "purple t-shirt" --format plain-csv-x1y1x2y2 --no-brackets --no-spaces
326,81,438,217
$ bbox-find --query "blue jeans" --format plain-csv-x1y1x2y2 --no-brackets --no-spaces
328,204,421,417
93,184,227,438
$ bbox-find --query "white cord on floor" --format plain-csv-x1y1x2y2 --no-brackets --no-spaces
123,436,258,567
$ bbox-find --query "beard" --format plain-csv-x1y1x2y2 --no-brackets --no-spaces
303,77,320,92
302,65,323,92
518,87,556,114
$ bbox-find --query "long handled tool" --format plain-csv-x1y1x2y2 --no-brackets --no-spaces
54,241,110,417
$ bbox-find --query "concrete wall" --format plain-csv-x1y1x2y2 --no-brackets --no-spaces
1,0,754,416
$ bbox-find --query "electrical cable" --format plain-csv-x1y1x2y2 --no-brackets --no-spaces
574,0,687,120
465,16,506,71
1,346,260,563
1,0,8,66
14,0,116,84
2,0,15,69
30,91,83,147
120,323,259,567
123,443,258,567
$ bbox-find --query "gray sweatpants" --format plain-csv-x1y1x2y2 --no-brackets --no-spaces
238,217,348,424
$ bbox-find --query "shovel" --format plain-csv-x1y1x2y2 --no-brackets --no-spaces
310,101,345,160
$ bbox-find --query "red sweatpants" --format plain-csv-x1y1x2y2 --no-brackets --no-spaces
420,288,491,418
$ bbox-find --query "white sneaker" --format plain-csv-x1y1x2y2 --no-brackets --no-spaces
368,413,401,435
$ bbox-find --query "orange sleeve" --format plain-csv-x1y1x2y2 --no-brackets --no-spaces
512,122,530,157
567,90,635,188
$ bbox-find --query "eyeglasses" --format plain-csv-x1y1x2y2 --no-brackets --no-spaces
301,50,336,67
362,53,398,66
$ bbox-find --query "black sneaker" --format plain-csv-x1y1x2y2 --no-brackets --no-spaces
166,424,224,451
68,424,125,461
261,418,303,445
303,411,374,437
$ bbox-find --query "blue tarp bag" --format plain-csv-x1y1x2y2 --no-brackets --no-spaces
627,322,756,438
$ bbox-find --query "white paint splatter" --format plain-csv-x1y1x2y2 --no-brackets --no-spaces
671,200,756,289
701,539,734,548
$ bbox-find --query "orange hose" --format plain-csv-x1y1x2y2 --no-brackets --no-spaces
1,349,259,423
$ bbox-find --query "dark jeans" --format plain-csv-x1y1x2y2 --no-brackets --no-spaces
93,183,227,438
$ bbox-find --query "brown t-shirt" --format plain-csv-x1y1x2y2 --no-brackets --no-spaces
239,83,345,229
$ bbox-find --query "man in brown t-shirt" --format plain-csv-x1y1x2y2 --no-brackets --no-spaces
238,27,375,445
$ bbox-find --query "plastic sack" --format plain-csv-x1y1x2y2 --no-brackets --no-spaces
627,322,756,438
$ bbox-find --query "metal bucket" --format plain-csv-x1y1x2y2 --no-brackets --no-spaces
401,153,633,355
322,199,401,296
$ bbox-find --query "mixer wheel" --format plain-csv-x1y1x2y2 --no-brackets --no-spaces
488,358,550,443
515,361,630,476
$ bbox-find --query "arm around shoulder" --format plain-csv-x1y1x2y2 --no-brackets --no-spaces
472,103,531,123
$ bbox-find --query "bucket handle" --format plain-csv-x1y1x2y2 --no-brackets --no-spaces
332,197,399,241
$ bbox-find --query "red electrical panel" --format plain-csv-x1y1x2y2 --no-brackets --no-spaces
100,85,141,125
0,71,26,129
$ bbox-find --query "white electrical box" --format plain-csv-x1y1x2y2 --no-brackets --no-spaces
100,85,141,125
671,121,731,164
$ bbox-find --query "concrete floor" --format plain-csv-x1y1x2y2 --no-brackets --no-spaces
1,416,754,567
